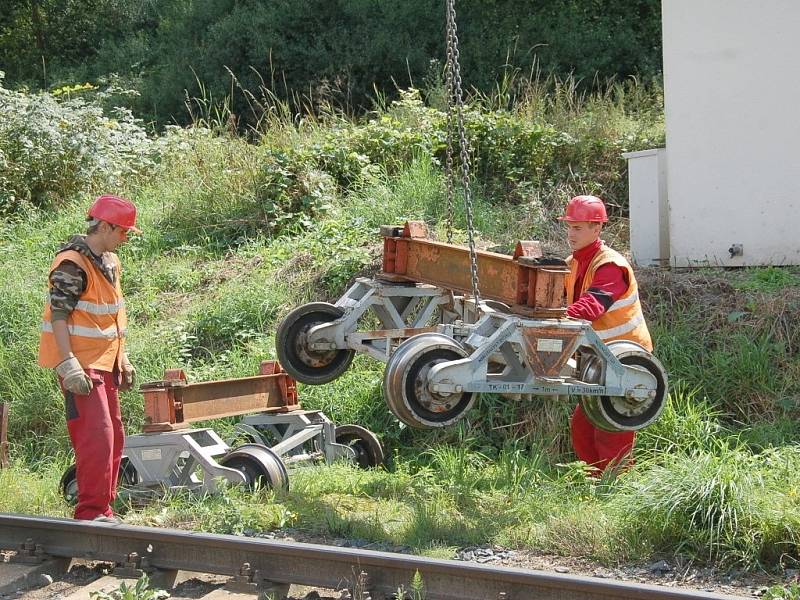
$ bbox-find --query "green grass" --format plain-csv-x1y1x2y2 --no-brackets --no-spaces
1,80,799,578
764,583,800,600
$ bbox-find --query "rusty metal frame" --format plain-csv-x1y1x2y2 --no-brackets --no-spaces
139,361,299,433
0,402,8,468
381,222,569,317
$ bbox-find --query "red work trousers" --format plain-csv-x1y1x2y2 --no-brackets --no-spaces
570,404,634,475
61,369,125,520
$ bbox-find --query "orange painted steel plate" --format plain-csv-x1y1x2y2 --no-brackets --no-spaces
140,361,299,432
381,224,568,314
404,239,521,302
178,374,295,422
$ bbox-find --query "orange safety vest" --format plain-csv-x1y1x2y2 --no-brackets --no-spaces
565,244,652,352
38,250,127,371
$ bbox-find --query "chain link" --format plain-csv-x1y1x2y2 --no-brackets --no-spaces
444,0,481,311
444,4,456,244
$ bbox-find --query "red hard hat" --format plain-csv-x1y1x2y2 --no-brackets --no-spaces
88,194,141,233
558,195,608,223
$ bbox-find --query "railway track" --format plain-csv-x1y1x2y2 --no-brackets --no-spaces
0,513,751,600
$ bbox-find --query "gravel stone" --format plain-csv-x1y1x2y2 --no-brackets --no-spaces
33,575,53,587
647,560,672,574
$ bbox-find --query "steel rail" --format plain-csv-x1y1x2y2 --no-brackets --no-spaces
0,514,748,600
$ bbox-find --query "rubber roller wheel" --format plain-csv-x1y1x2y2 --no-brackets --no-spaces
220,444,289,491
276,302,355,385
383,333,476,429
60,457,139,505
335,424,385,468
578,341,668,432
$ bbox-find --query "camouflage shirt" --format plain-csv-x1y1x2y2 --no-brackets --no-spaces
48,235,117,322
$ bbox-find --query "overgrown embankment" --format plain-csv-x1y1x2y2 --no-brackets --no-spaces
1,76,799,577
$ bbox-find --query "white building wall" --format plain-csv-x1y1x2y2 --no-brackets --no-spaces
662,0,800,266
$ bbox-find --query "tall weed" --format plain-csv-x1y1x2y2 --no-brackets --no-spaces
612,445,800,568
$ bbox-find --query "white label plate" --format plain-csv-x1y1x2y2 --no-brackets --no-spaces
141,448,162,461
536,338,563,352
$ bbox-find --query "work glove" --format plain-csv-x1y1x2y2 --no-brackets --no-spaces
120,354,136,391
55,356,93,396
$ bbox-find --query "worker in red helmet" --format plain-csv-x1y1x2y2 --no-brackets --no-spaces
560,195,652,476
38,194,140,522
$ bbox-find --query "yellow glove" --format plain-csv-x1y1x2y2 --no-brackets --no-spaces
120,355,136,391
55,356,93,396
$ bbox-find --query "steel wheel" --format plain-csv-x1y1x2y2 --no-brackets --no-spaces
335,424,385,468
220,444,289,491
276,302,355,384
60,457,138,505
383,333,476,429
579,341,668,432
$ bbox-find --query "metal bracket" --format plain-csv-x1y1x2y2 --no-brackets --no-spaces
225,562,259,593
113,551,147,578
11,539,50,565
114,552,178,588
140,361,299,433
225,562,289,598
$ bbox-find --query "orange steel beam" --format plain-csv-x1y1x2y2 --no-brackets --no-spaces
140,360,300,432
381,222,569,317
0,403,8,468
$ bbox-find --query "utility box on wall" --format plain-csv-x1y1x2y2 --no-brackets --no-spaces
660,0,800,267
624,148,668,267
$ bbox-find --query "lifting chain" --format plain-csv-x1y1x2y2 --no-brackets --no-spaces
444,0,481,311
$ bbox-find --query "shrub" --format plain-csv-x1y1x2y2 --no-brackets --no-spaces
261,81,663,219
253,147,336,232
0,75,156,213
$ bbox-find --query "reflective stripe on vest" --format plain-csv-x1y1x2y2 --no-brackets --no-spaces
594,313,645,340
40,320,124,340
607,291,639,311
75,299,126,315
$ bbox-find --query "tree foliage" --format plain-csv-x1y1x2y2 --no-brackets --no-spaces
0,0,662,125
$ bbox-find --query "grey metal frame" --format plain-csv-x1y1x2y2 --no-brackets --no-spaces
302,279,663,419
307,278,657,399
123,428,245,495
306,277,454,362
424,311,657,399
117,411,356,498
235,410,355,465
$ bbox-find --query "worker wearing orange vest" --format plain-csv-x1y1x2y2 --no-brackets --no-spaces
560,195,652,475
38,194,140,522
